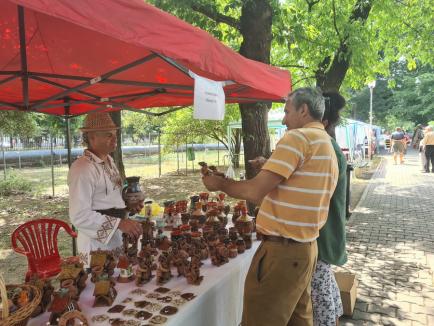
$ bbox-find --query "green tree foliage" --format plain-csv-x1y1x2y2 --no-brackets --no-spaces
122,111,165,143
349,63,434,131
0,111,40,137
151,0,433,90
160,105,242,165
151,0,433,184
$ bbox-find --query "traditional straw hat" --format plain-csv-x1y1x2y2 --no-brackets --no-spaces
80,111,119,132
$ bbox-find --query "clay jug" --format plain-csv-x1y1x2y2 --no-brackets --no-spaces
122,176,145,207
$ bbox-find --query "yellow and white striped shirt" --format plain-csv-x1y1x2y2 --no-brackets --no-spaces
256,122,338,242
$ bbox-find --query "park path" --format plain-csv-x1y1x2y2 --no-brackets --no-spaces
340,149,434,326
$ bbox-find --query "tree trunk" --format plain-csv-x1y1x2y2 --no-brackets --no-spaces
316,0,373,91
232,129,242,168
109,111,126,180
239,0,273,179
239,103,271,178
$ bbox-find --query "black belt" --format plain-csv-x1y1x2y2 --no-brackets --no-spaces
261,234,299,245
96,208,127,219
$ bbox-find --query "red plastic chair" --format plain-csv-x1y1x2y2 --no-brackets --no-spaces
11,218,77,281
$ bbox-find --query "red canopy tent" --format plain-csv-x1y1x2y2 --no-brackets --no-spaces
0,0,291,117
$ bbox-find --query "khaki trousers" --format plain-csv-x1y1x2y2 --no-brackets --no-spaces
241,240,318,326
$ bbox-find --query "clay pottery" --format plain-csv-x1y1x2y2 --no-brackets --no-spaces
235,207,254,235
217,211,228,227
192,202,206,227
61,279,78,300
181,212,190,225
170,229,183,242
229,227,238,241
236,238,246,254
243,234,253,249
199,192,209,210
205,209,221,230
91,265,103,283
122,176,145,207
189,195,200,212
228,244,238,258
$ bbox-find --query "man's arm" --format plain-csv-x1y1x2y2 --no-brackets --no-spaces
202,170,284,205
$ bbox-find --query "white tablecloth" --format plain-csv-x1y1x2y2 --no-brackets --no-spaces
28,241,260,326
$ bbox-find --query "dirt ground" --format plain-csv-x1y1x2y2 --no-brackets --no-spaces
0,160,379,284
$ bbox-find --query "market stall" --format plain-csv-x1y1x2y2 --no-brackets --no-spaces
1,1,291,325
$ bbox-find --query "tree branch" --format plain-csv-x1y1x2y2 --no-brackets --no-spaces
332,0,343,44
305,0,321,12
292,75,316,86
274,63,310,69
190,3,241,30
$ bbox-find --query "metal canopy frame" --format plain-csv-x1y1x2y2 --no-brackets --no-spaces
0,5,283,119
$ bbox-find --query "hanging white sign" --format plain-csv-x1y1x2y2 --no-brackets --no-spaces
191,73,225,121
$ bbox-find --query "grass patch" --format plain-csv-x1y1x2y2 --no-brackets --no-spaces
0,170,33,196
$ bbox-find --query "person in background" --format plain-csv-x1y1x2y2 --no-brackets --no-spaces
412,124,424,149
202,87,338,326
390,127,406,164
421,126,434,173
68,111,143,266
311,92,347,326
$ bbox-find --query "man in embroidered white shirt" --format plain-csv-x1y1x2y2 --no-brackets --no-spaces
68,111,143,266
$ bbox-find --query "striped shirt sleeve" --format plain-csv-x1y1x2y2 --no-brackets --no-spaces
262,130,309,179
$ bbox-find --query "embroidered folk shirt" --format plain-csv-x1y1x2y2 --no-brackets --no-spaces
256,122,339,242
68,149,125,266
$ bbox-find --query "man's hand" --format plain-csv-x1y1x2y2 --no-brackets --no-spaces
248,156,267,170
202,175,224,192
118,219,142,239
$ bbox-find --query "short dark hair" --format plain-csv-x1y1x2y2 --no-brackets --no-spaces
322,91,346,127
289,87,325,120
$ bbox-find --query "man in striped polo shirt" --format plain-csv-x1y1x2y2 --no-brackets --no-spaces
202,87,338,326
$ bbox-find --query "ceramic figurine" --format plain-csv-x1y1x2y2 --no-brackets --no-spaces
205,207,221,231
89,250,116,279
186,255,203,285
60,279,78,301
48,288,80,325
163,200,176,230
140,217,155,250
228,244,238,258
135,251,154,286
122,176,145,210
199,192,209,211
189,195,200,213
122,233,138,265
172,249,189,277
232,201,246,224
28,275,54,317
58,256,87,297
117,255,135,283
156,252,172,285
191,201,206,229
235,207,254,236
236,237,246,254
93,277,117,307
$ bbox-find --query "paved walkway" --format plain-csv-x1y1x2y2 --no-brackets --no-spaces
340,150,434,326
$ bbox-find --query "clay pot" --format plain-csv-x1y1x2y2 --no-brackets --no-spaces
236,238,246,254
91,265,103,283
228,244,238,258
229,227,238,241
243,234,253,250
122,176,145,207
61,279,78,299
181,213,190,225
